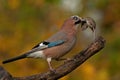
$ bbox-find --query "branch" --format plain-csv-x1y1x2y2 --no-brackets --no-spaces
0,36,105,80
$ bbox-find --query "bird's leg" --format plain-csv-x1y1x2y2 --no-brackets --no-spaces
46,58,55,72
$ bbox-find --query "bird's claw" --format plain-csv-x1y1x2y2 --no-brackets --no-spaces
50,68,56,74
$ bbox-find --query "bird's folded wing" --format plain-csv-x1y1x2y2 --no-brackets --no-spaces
32,40,65,50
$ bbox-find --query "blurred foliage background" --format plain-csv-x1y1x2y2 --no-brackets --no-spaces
0,0,120,80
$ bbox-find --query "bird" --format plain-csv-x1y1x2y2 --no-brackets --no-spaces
80,17,96,40
2,15,96,71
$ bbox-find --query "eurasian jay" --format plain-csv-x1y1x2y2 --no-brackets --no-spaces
2,16,96,71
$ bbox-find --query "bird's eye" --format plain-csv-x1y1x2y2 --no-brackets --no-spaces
71,15,81,25
72,16,79,20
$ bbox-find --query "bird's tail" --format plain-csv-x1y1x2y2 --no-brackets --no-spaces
2,54,27,64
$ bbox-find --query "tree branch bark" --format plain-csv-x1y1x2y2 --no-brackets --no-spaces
0,36,105,80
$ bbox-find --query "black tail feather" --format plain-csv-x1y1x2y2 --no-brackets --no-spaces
2,54,27,64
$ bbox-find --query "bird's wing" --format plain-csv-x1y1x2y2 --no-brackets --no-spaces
32,40,65,50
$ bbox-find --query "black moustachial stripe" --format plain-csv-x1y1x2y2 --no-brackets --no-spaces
75,20,81,25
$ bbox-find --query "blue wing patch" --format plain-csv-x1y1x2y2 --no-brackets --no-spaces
48,40,64,48
32,40,64,49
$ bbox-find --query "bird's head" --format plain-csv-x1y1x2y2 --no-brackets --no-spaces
61,16,96,39
71,15,81,26
61,15,81,30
